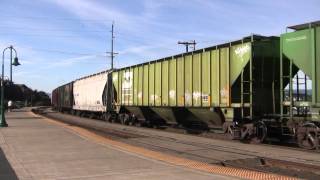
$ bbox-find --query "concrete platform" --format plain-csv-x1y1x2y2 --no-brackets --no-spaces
44,109,320,167
0,109,235,180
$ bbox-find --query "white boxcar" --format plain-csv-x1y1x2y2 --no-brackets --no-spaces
73,71,108,112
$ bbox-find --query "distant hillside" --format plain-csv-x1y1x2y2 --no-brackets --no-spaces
4,81,51,106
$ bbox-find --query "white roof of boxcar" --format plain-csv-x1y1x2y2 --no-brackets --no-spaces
74,69,115,82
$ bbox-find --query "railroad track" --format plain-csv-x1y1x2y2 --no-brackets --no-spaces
33,107,320,156
33,107,320,154
33,107,319,154
32,107,320,179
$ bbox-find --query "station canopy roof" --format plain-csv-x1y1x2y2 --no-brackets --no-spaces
287,20,320,30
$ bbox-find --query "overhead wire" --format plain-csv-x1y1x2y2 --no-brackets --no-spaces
0,27,107,33
0,16,188,68
0,16,188,58
116,33,179,52
0,15,109,38
25,47,106,56
0,16,113,22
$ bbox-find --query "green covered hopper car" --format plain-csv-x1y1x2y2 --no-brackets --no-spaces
112,35,280,139
52,21,320,149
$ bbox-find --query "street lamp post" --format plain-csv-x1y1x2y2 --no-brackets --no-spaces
0,46,20,127
8,46,20,83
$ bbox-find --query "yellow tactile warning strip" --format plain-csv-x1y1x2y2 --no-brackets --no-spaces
36,114,298,180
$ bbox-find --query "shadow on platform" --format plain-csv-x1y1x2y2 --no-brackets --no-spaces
9,117,43,120
0,147,18,180
10,109,30,113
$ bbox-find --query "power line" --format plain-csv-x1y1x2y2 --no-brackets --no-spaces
0,33,103,39
0,27,107,33
23,47,106,56
116,33,178,51
0,16,113,22
0,26,109,38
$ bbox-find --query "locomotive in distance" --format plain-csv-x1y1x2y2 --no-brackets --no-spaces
52,21,320,150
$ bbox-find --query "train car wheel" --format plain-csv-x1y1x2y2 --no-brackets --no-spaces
250,121,267,144
297,123,319,150
89,113,94,119
135,121,143,127
128,116,137,126
223,122,236,140
227,126,236,140
119,114,130,125
109,113,117,123
102,113,111,122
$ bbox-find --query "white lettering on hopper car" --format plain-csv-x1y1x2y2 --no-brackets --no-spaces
235,44,250,61
286,35,307,42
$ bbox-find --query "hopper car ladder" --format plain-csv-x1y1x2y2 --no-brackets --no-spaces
240,38,253,119
280,58,310,136
240,68,253,119
280,59,294,136
281,59,293,116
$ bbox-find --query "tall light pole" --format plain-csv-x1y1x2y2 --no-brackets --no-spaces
1,46,20,127
9,46,20,83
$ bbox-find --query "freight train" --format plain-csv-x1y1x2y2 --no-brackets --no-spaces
52,21,320,149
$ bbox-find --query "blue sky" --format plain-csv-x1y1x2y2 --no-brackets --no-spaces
0,0,319,92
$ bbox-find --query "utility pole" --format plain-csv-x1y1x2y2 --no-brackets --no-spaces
178,40,196,53
111,22,114,69
106,22,118,116
106,22,118,70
